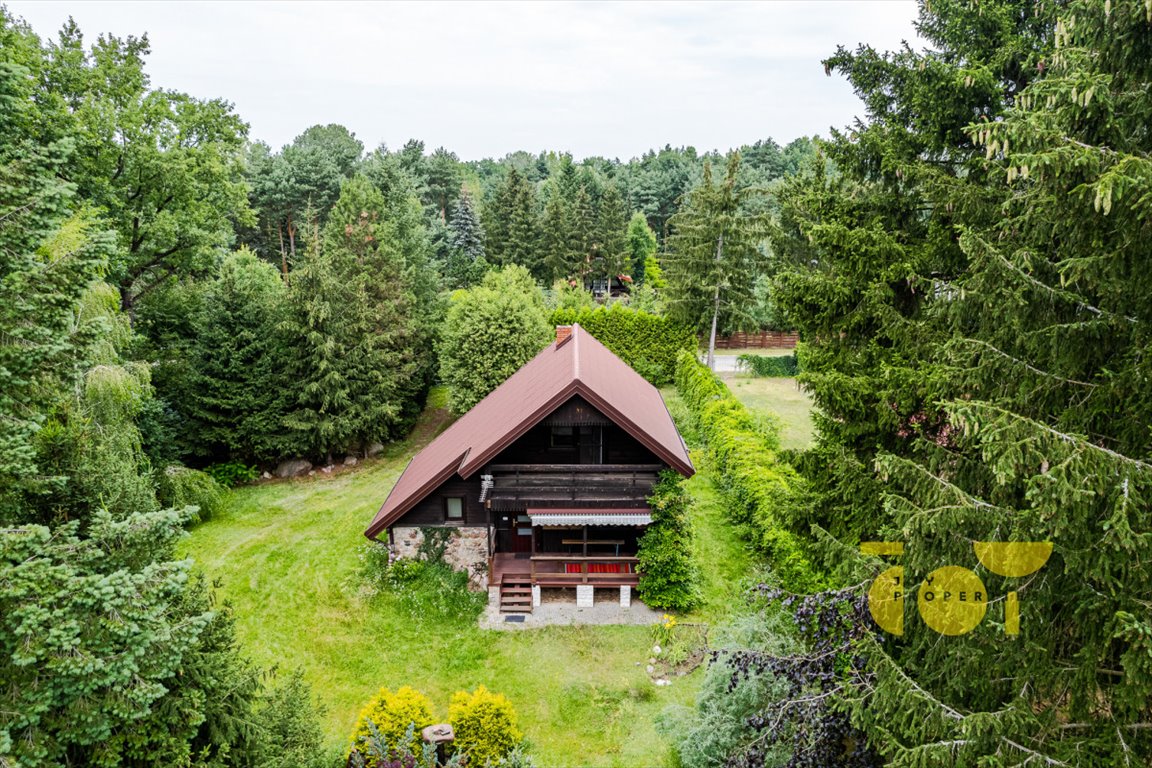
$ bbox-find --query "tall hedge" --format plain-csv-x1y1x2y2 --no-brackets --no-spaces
674,350,818,591
637,471,702,611
550,305,695,385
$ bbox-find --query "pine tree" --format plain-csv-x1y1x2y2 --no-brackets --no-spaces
762,1,1152,764
285,177,425,460
485,168,540,277
594,184,629,287
444,189,488,289
665,153,766,368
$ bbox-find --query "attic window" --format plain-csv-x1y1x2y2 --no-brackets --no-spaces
445,497,464,522
550,426,574,448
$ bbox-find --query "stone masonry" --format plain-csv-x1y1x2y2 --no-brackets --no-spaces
391,526,489,590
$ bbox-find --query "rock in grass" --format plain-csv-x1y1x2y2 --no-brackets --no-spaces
275,459,312,478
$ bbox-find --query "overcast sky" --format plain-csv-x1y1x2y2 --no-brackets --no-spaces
9,1,925,161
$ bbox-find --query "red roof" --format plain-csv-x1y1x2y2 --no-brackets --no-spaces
365,324,694,538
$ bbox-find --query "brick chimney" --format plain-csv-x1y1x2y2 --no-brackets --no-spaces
555,325,573,346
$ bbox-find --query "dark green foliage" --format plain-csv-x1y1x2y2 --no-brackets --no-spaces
250,670,330,768
484,168,540,276
444,189,488,289
674,351,817,591
625,212,657,285
439,266,553,414
204,461,259,489
42,24,252,314
736,353,799,377
284,176,431,458
636,472,701,611
593,183,629,285
549,305,695,385
185,249,295,464
0,510,203,765
664,154,768,367
768,0,1152,762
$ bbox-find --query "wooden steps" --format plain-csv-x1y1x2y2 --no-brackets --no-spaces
500,575,533,613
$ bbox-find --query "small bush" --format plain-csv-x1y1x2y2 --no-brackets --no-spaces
736,352,800,377
205,460,259,488
348,686,435,764
252,670,329,768
156,465,224,523
637,472,702,611
448,685,522,766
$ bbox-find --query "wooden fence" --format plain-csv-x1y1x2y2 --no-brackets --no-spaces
705,331,799,350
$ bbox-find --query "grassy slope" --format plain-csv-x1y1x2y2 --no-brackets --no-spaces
181,393,698,767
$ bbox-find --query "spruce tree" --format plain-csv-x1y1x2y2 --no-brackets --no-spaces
761,1,1152,764
595,183,629,287
285,176,425,460
444,189,488,289
665,153,766,368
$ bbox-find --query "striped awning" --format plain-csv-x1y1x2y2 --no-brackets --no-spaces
527,508,652,526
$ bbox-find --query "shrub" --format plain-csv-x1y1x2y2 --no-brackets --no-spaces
448,685,522,766
204,460,259,488
637,472,702,611
549,304,695,385
251,670,329,768
156,465,225,524
737,352,799,377
348,686,435,764
674,351,819,591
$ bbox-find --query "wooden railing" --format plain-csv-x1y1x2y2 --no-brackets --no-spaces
530,555,640,585
486,465,661,507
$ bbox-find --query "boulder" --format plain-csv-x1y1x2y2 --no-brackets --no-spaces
274,459,312,478
344,455,358,467
261,471,272,480
366,442,385,457
321,465,333,474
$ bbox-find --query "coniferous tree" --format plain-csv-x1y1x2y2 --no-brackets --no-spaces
665,153,766,368
444,189,488,289
754,1,1152,764
485,168,541,277
285,177,426,460
185,249,294,463
594,183,629,287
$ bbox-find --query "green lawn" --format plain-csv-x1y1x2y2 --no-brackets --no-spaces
719,374,815,451
180,392,719,767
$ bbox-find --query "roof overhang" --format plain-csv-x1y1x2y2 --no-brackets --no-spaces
527,508,653,526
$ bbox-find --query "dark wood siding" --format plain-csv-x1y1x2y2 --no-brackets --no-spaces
490,397,663,466
392,477,488,527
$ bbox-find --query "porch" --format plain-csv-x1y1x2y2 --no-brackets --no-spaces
490,552,640,587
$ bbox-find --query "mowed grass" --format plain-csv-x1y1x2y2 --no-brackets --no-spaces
719,374,815,451
180,391,702,767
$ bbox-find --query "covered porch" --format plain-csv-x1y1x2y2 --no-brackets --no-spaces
489,508,649,613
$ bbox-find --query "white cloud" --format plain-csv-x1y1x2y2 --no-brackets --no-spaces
9,0,925,160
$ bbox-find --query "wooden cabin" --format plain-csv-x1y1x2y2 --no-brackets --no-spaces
364,324,694,613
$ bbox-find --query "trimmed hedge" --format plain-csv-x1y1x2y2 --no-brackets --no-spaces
550,305,695,385
674,350,819,591
737,352,799,377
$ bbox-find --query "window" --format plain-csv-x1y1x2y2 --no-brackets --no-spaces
550,425,574,448
445,497,464,522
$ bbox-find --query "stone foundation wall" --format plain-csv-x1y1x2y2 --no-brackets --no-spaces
391,526,489,590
